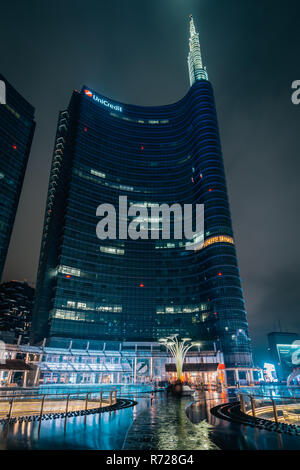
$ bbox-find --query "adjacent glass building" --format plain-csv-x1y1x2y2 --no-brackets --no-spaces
0,280,35,344
33,17,253,367
0,74,35,280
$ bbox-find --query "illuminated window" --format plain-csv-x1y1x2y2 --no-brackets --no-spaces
58,265,81,277
131,201,159,208
100,246,125,255
91,169,106,178
166,307,174,313
119,184,134,191
96,305,122,312
77,302,87,309
156,304,209,315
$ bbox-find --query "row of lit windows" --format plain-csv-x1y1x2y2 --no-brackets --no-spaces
156,303,209,314
100,246,125,255
65,301,122,312
110,112,169,125
74,167,138,193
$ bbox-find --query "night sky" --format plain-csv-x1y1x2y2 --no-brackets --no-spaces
1,0,299,363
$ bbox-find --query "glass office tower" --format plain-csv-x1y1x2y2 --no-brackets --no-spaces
0,74,36,280
33,17,252,367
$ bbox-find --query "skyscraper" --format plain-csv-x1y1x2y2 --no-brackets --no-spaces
33,17,252,367
0,74,36,280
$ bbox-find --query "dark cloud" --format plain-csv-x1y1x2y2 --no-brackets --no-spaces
1,0,299,363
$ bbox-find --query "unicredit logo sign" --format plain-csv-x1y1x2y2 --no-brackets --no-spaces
84,89,122,112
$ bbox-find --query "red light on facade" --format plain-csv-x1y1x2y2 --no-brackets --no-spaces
141,145,144,150
200,173,203,179
84,127,87,132
139,283,144,287
65,275,71,278
208,188,213,192
218,272,222,276
12,145,17,150
214,312,217,315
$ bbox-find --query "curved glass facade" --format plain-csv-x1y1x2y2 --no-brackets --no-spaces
33,79,252,367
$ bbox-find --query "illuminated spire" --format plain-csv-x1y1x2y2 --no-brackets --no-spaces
187,15,208,86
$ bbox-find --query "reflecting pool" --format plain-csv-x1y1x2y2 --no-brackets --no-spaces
0,390,219,450
0,392,147,450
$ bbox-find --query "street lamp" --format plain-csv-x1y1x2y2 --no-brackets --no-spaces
159,334,200,382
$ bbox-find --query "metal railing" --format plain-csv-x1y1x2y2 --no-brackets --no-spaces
0,389,118,423
238,392,300,424
0,384,121,398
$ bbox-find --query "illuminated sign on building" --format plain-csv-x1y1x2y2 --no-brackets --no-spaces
84,89,122,112
277,342,300,375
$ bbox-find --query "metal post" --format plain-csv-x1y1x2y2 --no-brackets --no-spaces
8,398,14,423
38,395,45,434
272,399,278,423
250,397,256,417
66,394,70,415
239,394,246,414
99,391,103,409
85,392,89,412
109,391,113,406
113,390,117,404
40,395,45,419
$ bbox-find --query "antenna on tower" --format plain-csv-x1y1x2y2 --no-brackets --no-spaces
187,15,208,86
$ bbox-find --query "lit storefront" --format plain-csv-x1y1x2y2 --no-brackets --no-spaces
0,341,261,389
